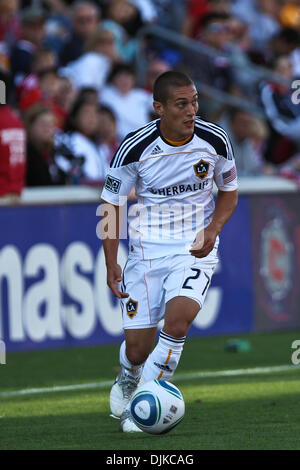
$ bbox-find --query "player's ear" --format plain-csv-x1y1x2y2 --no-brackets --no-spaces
153,100,164,117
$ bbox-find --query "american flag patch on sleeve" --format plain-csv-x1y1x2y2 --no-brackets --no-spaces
222,166,237,184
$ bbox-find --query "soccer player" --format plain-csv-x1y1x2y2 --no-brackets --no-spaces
100,71,238,432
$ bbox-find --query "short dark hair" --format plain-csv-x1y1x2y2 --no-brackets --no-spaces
107,62,135,84
153,71,194,103
64,97,97,133
98,104,116,122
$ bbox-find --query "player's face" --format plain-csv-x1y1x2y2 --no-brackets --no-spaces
154,85,199,141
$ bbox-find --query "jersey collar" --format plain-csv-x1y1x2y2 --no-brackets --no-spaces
156,120,194,147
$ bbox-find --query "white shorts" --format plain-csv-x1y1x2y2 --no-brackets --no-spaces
120,239,219,330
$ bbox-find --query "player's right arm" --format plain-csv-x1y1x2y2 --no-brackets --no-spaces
100,132,141,298
102,203,129,299
100,123,157,296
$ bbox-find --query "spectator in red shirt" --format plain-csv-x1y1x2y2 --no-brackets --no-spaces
16,47,58,105
0,72,26,198
22,67,67,127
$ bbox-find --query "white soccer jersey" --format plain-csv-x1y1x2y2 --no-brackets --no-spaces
101,116,238,259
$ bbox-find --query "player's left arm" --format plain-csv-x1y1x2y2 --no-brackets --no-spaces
190,189,238,258
191,134,238,258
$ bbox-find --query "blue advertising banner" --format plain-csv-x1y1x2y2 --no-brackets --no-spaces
0,196,253,352
188,195,253,337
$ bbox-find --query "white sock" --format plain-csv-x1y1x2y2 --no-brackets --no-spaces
119,340,143,378
142,330,186,382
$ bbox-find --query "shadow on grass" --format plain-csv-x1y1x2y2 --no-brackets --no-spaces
1,387,300,451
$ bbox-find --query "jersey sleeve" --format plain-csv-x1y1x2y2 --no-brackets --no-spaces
213,141,238,191
100,121,159,205
100,162,138,206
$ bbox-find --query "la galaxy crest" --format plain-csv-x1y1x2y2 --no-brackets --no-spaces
126,298,138,319
193,159,210,180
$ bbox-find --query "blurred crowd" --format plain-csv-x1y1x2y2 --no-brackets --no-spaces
1,0,300,199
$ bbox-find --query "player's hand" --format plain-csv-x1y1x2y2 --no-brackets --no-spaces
189,226,218,258
106,264,129,299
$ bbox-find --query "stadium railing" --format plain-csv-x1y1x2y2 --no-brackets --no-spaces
0,176,297,207
136,24,290,118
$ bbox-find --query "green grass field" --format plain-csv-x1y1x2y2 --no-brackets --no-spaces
0,330,300,450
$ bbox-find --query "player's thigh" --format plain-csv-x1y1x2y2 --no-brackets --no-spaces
162,262,214,337
121,256,165,329
164,253,218,317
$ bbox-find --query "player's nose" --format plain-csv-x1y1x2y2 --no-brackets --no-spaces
186,103,196,116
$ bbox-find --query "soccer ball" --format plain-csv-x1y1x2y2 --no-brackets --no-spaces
129,379,185,434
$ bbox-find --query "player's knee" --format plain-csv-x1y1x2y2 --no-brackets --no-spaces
163,318,192,339
164,298,200,338
126,344,150,366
